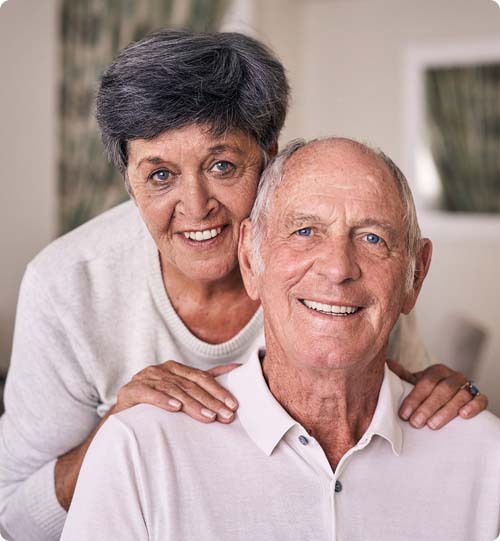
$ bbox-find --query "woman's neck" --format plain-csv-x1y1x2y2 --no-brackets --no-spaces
160,258,260,344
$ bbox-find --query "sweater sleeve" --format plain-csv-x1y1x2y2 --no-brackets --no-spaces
0,265,101,541
61,415,149,541
395,311,432,373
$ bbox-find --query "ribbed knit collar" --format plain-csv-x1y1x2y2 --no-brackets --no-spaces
145,231,263,360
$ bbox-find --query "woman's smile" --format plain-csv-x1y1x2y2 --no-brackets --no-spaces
127,124,264,284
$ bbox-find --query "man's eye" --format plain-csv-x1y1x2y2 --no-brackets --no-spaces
150,169,171,183
365,233,382,244
295,227,313,237
211,161,234,174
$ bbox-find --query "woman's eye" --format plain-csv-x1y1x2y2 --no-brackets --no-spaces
296,227,313,237
211,161,234,174
150,169,171,183
365,233,382,244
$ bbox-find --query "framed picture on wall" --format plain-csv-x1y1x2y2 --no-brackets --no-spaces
403,39,500,216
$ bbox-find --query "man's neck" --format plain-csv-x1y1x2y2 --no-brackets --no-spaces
262,345,386,470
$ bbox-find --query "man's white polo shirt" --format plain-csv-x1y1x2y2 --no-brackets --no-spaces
62,349,500,541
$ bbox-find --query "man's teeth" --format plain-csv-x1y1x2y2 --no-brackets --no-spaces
302,300,359,315
183,227,222,241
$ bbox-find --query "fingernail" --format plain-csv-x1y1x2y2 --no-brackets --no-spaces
400,406,412,420
427,416,440,430
225,398,238,410
461,405,472,417
201,408,216,420
218,408,234,420
412,413,426,428
168,399,181,409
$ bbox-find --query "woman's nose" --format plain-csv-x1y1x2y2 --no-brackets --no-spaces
177,175,218,220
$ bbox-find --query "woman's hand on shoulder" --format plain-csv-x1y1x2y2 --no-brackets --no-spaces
387,360,488,430
113,361,240,423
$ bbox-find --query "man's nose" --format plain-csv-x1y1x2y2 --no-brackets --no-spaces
177,174,218,220
313,236,361,284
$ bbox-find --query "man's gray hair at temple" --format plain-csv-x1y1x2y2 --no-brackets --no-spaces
249,137,421,291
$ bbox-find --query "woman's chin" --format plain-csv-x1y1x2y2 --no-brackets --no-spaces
173,258,240,285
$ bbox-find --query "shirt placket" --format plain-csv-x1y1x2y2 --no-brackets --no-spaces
286,425,374,541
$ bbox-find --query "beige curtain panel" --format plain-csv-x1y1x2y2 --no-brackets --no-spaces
59,0,230,233
426,63,500,214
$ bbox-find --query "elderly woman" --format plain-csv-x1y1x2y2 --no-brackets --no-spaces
0,30,486,541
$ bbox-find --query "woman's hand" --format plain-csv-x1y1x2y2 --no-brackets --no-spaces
387,360,488,430
114,361,241,423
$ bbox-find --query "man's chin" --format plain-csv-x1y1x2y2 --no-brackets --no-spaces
293,341,386,373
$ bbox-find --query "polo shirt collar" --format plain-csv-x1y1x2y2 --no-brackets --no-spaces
228,349,405,457
359,364,404,456
227,348,298,456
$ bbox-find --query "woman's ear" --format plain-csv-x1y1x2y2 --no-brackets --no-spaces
402,238,433,314
238,219,261,301
268,141,278,160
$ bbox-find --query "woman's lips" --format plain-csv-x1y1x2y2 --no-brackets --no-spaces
178,225,229,247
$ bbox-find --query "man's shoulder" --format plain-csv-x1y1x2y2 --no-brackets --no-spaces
29,200,145,276
111,403,236,443
400,380,500,463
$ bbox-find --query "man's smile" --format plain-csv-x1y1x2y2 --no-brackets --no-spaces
299,298,362,316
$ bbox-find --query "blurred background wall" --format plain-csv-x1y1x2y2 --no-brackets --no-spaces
1,0,500,412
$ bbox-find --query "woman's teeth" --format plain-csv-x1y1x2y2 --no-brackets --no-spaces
302,299,359,315
183,227,223,241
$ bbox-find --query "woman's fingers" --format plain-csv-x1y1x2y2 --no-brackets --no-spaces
397,362,489,429
386,359,417,384
156,378,236,423
115,381,183,413
117,360,239,423
425,388,478,429
459,393,488,419
398,364,450,422
207,363,241,377
157,361,239,411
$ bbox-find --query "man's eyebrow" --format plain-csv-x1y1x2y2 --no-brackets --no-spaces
356,218,398,238
284,213,323,228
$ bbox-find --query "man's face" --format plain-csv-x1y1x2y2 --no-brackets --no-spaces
245,140,426,372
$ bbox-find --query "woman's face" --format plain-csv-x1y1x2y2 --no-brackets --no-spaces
127,124,264,283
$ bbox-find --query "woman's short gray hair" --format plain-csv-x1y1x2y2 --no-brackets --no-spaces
96,29,289,183
250,138,422,291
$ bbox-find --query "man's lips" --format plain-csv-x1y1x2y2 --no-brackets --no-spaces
299,298,364,316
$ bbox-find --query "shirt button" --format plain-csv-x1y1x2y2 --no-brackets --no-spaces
335,480,343,493
298,435,309,445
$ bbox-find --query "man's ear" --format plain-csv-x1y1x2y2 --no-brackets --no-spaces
402,238,433,314
238,219,260,301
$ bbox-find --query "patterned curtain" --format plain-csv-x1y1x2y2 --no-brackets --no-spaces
425,63,500,213
59,0,230,233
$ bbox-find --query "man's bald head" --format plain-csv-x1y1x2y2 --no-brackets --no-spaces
249,137,421,291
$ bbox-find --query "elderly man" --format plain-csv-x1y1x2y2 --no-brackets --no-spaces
61,138,500,540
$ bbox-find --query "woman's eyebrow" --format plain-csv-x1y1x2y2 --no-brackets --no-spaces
136,156,166,169
208,144,244,155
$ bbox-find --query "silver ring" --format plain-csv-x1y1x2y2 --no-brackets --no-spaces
460,380,480,398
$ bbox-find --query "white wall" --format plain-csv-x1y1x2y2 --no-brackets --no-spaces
253,0,500,413
0,0,58,371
